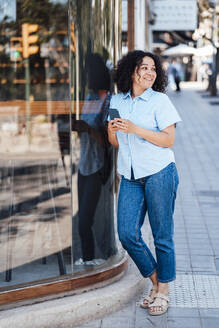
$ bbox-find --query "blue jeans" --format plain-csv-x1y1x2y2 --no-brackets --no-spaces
117,162,179,283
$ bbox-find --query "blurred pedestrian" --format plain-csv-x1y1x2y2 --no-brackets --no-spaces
170,59,182,92
107,50,181,315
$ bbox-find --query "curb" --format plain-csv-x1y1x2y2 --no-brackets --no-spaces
0,258,146,328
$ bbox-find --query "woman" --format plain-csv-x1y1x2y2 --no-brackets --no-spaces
107,51,181,315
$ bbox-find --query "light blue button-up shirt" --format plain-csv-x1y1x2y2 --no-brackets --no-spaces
109,88,182,179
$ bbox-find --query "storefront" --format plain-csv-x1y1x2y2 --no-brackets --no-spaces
0,0,126,308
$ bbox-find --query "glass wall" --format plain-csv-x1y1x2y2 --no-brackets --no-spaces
70,0,121,270
0,0,121,293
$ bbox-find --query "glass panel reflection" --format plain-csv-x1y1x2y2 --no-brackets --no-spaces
0,0,72,287
0,0,121,291
70,0,118,271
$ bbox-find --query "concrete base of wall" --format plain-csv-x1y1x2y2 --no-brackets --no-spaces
0,257,146,328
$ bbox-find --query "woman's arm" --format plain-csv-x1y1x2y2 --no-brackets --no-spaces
107,120,119,148
114,118,175,148
135,124,175,147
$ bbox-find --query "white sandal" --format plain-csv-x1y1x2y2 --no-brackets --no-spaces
148,292,169,315
140,286,157,309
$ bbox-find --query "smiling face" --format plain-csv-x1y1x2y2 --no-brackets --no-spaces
132,56,157,94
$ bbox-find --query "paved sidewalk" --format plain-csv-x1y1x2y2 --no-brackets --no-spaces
77,83,219,328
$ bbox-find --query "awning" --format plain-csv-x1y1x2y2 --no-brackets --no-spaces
162,44,197,56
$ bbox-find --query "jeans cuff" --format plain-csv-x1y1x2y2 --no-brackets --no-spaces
157,276,176,283
143,267,157,278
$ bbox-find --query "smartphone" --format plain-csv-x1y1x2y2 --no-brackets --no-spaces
109,108,121,120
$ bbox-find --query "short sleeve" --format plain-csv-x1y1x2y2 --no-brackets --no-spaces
155,94,182,131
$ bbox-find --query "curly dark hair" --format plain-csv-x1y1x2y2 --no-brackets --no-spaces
114,50,168,94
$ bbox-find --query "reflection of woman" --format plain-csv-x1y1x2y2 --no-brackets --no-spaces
108,51,181,315
75,53,111,265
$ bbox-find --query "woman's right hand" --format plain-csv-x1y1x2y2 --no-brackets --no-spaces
108,120,120,135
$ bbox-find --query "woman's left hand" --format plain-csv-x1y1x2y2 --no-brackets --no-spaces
114,118,136,134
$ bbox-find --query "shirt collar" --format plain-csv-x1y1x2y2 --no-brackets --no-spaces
122,88,154,101
122,90,131,99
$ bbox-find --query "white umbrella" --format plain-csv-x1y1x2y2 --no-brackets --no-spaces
195,45,214,57
162,44,197,56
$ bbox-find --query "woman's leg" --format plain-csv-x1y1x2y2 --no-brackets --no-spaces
146,163,179,296
145,163,178,284
117,177,157,278
145,163,179,314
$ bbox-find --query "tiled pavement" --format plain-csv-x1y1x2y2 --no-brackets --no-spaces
76,83,219,328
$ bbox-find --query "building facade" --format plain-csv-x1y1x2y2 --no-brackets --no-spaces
121,0,152,54
0,0,126,308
